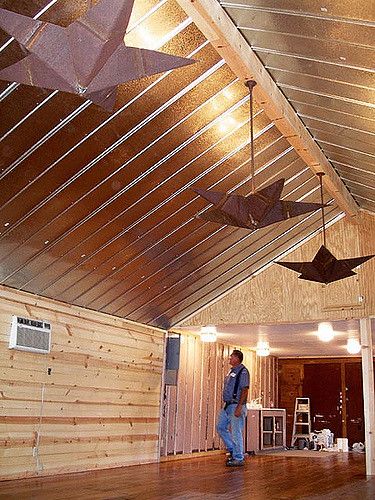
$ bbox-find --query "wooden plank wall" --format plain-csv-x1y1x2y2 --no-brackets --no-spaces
0,286,164,480
183,212,375,326
160,332,278,456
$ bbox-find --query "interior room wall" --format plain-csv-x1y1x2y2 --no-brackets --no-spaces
278,357,368,446
160,331,278,456
0,286,164,480
182,212,375,326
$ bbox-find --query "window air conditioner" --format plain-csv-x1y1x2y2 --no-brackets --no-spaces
9,315,51,354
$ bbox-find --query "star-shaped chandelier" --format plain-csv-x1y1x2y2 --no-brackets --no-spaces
0,0,194,110
193,80,325,230
277,173,375,283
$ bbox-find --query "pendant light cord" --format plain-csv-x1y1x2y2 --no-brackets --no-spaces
317,172,326,247
245,80,257,193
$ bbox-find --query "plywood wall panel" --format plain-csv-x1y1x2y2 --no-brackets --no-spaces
360,214,375,314
183,335,196,454
191,337,202,452
199,343,210,451
174,334,187,454
0,286,164,480
212,343,224,449
165,385,177,455
205,343,215,450
184,212,375,326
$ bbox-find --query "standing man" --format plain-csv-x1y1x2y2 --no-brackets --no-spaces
217,349,249,467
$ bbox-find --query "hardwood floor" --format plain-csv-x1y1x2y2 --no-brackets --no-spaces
0,452,374,500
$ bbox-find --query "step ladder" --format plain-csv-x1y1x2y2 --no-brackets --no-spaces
291,397,311,448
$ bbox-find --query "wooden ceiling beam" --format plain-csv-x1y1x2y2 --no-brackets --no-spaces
176,0,359,218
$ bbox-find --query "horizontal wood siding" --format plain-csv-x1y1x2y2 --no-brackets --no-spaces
0,286,164,480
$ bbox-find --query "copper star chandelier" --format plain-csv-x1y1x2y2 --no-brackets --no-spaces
0,0,194,111
277,172,375,284
193,80,325,230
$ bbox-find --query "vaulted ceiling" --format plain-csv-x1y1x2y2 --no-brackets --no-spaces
0,0,373,329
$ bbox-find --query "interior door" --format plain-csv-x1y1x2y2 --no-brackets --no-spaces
303,363,342,440
345,362,364,445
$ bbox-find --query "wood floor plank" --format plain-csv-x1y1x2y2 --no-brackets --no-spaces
0,452,373,500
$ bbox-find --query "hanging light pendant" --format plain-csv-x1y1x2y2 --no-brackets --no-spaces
277,173,375,283
193,80,325,230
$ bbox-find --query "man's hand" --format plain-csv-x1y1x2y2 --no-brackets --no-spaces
234,405,242,417
234,387,248,417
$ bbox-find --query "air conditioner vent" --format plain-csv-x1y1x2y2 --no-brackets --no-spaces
9,316,51,353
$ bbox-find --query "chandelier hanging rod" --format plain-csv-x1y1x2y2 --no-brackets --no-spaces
244,80,257,194
317,172,326,248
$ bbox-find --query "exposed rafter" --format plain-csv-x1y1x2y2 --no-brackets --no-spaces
176,0,359,219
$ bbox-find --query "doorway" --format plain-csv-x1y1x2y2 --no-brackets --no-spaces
279,358,366,446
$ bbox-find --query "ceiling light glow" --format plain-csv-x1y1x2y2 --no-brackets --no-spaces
218,116,237,133
200,325,217,342
135,26,159,49
222,88,232,99
317,322,334,342
347,338,361,354
256,340,270,357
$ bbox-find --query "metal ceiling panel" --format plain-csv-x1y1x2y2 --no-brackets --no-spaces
140,206,342,326
0,0,367,328
332,163,375,188
282,87,375,121
289,102,374,135
220,0,375,232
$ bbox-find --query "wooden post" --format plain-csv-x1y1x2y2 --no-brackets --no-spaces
360,317,375,475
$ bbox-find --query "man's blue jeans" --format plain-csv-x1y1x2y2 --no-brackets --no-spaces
217,404,247,461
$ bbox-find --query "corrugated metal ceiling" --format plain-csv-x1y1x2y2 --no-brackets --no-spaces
0,0,372,329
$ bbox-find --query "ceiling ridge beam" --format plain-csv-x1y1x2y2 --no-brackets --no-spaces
176,0,359,218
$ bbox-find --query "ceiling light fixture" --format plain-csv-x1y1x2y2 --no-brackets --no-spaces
346,338,361,355
256,340,270,357
200,325,217,342
317,322,334,342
